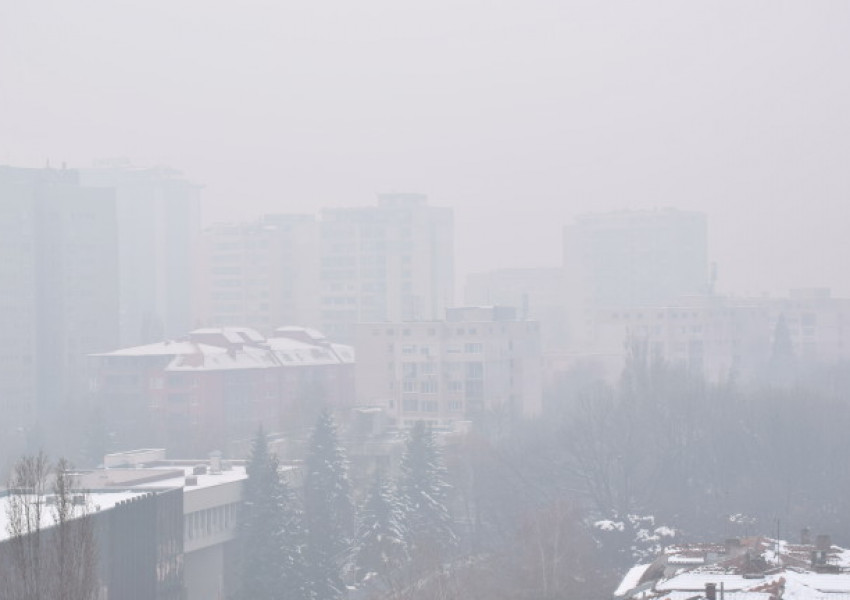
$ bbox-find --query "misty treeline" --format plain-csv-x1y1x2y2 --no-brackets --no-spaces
238,411,602,600
237,414,463,600
541,339,850,564
0,452,98,600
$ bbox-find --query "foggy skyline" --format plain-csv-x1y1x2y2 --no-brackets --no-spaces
2,0,849,296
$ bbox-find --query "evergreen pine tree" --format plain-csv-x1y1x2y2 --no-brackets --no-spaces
398,421,456,566
353,471,408,582
303,411,353,600
238,427,306,600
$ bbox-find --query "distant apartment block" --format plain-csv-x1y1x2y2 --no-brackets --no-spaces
589,295,772,382
193,214,319,332
81,164,201,346
355,306,542,430
192,194,453,344
320,193,454,342
563,209,708,349
767,288,850,366
574,288,850,383
0,166,119,458
90,327,354,456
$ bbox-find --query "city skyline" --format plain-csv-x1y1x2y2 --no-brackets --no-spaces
2,1,849,297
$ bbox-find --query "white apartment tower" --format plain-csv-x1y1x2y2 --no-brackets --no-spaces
320,193,454,342
193,214,320,332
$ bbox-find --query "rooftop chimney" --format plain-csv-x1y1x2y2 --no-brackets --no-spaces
706,583,717,600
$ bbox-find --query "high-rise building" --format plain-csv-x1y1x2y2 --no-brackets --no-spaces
355,306,542,430
193,214,319,332
80,164,201,345
563,209,708,349
0,166,119,459
319,193,454,342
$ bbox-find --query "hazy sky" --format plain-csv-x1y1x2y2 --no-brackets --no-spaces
2,1,848,296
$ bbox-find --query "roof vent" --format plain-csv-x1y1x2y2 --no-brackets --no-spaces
209,451,222,475
192,465,207,476
185,475,198,486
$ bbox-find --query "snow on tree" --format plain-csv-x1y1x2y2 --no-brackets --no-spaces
303,410,353,600
353,470,408,583
397,421,456,566
237,427,306,600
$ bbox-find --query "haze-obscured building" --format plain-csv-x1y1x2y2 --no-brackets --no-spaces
464,267,566,351
80,164,201,346
355,306,541,430
563,209,708,350
569,289,850,384
0,165,119,462
193,214,319,332
319,193,454,342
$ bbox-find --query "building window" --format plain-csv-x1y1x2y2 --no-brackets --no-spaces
403,397,418,412
464,343,483,353
420,380,437,394
465,362,483,379
402,363,418,379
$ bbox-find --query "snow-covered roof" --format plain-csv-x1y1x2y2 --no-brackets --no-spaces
0,490,149,543
167,344,278,372
616,564,653,596
93,341,227,358
274,325,326,341
189,327,265,344
617,537,850,600
94,327,354,371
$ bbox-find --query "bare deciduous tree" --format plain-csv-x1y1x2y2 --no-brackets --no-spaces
1,453,99,600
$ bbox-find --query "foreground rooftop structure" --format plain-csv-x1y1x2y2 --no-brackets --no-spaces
615,535,850,600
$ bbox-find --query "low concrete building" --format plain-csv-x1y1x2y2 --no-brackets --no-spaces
77,449,251,600
356,306,542,431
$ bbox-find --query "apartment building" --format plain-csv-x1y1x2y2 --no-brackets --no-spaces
320,193,454,342
80,164,201,345
355,306,541,430
0,166,119,464
193,214,319,332
580,288,850,383
563,209,708,350
90,326,354,456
